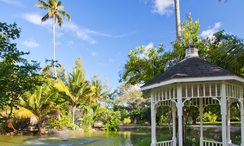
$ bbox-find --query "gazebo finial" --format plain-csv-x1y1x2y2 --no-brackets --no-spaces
184,42,199,58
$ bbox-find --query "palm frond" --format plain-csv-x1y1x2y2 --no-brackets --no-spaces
41,13,50,22
15,107,34,119
58,10,71,21
57,6,64,10
57,1,62,6
36,0,50,9
55,13,63,27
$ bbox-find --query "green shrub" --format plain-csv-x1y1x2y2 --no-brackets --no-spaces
80,114,94,131
123,117,131,125
46,112,73,129
96,108,121,131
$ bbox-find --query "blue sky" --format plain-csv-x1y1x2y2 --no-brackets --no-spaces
1,0,244,90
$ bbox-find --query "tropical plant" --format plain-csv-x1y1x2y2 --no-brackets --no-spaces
15,80,57,135
46,111,73,129
0,22,44,132
123,117,131,125
55,69,95,124
91,74,110,105
36,0,71,77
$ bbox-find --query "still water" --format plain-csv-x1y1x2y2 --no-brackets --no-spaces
0,131,152,146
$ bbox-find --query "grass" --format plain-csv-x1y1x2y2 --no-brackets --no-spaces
195,121,241,126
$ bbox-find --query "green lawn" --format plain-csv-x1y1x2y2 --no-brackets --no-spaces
196,121,241,126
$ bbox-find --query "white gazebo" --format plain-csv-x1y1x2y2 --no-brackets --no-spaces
141,43,244,146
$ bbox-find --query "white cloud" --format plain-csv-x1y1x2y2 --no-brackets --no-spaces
0,0,23,7
22,13,52,27
115,52,121,56
201,22,222,38
99,62,108,66
145,42,154,50
140,42,154,59
109,59,114,62
151,0,174,16
92,51,98,56
56,32,64,37
68,41,73,45
62,22,97,44
55,42,61,46
62,22,130,44
22,13,128,44
22,39,39,48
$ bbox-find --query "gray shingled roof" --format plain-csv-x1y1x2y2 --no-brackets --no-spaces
142,57,244,88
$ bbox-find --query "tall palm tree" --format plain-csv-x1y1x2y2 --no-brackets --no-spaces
90,75,110,105
55,69,95,124
174,0,181,44
15,81,56,135
36,0,71,77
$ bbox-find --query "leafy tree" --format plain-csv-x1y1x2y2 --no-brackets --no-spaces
116,83,148,108
57,63,66,82
119,14,201,86
202,30,244,75
120,109,129,121
0,22,43,132
55,69,95,124
96,108,121,131
15,79,57,135
119,44,166,85
74,56,86,75
42,62,66,81
36,0,71,77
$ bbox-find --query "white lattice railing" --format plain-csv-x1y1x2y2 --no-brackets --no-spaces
156,140,174,146
203,140,239,146
203,140,222,146
228,143,239,146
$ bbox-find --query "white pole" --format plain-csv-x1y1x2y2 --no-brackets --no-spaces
151,90,156,146
177,82,183,146
221,80,227,146
172,102,176,146
227,101,231,144
200,98,203,146
241,87,244,146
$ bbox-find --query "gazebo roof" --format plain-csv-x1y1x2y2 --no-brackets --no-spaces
142,57,244,88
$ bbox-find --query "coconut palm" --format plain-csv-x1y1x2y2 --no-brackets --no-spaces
174,0,181,44
90,75,110,105
15,81,57,135
36,0,71,77
55,69,95,124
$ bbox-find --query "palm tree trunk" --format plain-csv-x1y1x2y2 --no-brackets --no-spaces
72,105,76,125
174,0,181,44
37,121,42,135
53,15,57,78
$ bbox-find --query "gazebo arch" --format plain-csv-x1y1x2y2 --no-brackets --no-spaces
141,43,244,146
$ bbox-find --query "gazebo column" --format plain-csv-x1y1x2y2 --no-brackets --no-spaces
172,102,176,146
177,82,183,146
151,91,156,146
199,98,204,146
227,101,231,144
221,80,227,146
241,88,244,146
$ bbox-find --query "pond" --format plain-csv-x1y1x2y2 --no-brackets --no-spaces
0,131,152,146
0,128,241,146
